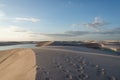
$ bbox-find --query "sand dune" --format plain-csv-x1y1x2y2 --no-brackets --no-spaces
0,48,36,80
36,41,120,53
36,41,54,47
0,46,120,80
36,41,83,47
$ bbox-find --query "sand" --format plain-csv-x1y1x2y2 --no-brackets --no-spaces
36,41,54,47
0,45,120,80
34,46,120,80
0,48,36,80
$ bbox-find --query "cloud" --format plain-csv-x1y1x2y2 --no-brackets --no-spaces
0,10,40,23
44,33,74,37
97,27,120,35
0,25,32,33
8,26,28,32
0,25,51,41
0,3,40,23
71,17,109,31
37,27,120,38
83,17,109,28
36,30,90,37
1,25,119,41
30,32,74,37
14,17,40,23
66,31,90,36
0,26,32,41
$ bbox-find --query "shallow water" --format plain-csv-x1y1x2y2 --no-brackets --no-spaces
0,44,36,51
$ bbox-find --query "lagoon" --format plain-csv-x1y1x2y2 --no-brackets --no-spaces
0,44,36,51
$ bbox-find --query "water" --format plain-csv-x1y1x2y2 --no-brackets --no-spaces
100,48,120,55
0,44,36,51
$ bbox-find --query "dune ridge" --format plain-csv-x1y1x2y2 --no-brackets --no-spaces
36,41,54,47
0,48,36,80
36,41,120,52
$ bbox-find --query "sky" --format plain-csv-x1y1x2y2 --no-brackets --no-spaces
0,0,120,41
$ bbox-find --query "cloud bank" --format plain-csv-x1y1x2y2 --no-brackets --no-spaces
14,17,40,23
0,25,52,41
0,25,119,41
39,27,120,37
8,26,29,32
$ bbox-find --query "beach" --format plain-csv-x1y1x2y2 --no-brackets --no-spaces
0,42,120,80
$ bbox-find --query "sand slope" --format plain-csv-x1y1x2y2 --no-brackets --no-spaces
36,41,54,47
0,48,36,80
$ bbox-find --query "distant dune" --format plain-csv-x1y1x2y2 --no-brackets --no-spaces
36,41,120,52
0,48,36,80
36,41,83,47
36,41,54,47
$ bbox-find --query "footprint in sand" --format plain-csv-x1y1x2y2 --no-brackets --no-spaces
62,69,69,73
109,76,116,80
65,74,73,80
78,73,89,80
45,77,52,80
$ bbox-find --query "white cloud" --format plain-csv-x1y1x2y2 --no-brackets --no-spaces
37,27,120,39
0,25,119,41
83,17,108,28
0,10,40,23
14,17,40,23
0,25,31,34
0,3,40,23
71,17,109,31
0,26,32,41
8,26,28,32
0,25,52,41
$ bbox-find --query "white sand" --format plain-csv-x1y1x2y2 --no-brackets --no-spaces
0,48,36,80
0,46,120,80
34,46,120,80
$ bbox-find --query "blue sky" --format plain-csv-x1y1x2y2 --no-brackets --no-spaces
0,0,120,41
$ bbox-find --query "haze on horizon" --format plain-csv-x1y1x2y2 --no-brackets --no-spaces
0,0,120,41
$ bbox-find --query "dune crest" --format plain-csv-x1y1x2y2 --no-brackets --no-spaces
0,48,36,80
36,41,54,47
